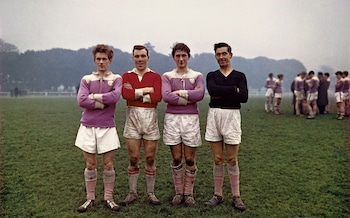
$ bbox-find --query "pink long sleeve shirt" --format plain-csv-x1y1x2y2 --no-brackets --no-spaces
162,69,205,114
77,71,122,128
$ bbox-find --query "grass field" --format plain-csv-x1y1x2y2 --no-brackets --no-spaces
0,96,349,218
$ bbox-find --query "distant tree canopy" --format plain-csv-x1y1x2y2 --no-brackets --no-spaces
0,39,307,92
0,38,19,53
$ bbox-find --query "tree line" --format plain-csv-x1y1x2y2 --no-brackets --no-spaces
0,40,307,93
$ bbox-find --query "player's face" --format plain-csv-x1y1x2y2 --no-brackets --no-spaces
133,49,149,72
215,47,232,68
94,52,111,73
173,50,189,70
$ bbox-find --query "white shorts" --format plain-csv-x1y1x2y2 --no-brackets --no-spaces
265,88,274,97
163,113,201,147
335,92,343,103
75,125,121,154
205,108,241,145
342,92,349,101
123,106,160,140
274,93,282,99
307,92,318,101
294,91,305,101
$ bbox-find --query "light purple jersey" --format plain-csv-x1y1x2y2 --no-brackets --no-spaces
77,71,122,127
274,79,283,94
342,77,350,92
265,78,276,89
294,76,304,91
335,79,344,93
162,69,205,114
307,76,320,93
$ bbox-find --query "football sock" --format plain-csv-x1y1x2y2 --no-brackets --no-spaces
128,166,140,194
84,168,97,200
184,168,197,196
228,163,240,197
103,169,115,200
145,167,156,193
171,163,184,195
213,164,225,197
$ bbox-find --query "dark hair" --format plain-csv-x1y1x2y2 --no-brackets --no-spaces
308,70,315,75
171,43,190,57
92,44,114,60
214,42,232,54
133,45,149,56
268,73,273,77
317,72,323,76
324,72,330,77
278,74,284,78
343,71,349,76
335,71,343,75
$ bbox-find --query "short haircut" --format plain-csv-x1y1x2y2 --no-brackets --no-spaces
343,71,349,76
171,43,190,57
308,70,315,75
324,72,330,77
92,44,114,60
268,73,273,77
278,74,284,78
214,42,232,54
335,71,343,75
133,45,149,56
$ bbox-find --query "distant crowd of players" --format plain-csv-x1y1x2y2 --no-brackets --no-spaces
264,70,349,120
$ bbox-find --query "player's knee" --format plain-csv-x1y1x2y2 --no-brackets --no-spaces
173,158,182,166
227,157,237,166
86,161,96,170
185,158,195,167
130,156,139,167
145,156,155,166
104,161,114,171
214,156,224,165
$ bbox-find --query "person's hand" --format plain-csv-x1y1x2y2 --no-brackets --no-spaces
172,90,180,95
123,82,133,89
88,93,94,99
143,87,154,94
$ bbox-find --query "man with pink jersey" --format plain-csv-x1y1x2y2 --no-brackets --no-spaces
342,71,349,117
293,71,307,117
264,73,276,112
273,74,284,114
204,42,248,212
162,43,205,207
335,71,345,120
305,71,320,119
324,72,331,113
75,44,122,212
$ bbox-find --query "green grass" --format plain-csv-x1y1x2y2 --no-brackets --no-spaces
0,96,349,218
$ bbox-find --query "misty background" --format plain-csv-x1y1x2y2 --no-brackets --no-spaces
0,39,309,95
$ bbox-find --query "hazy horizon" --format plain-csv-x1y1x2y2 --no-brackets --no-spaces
1,0,349,72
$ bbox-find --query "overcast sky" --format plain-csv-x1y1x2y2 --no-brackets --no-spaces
1,0,349,71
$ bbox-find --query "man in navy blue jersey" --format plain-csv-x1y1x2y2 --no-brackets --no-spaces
204,42,248,212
